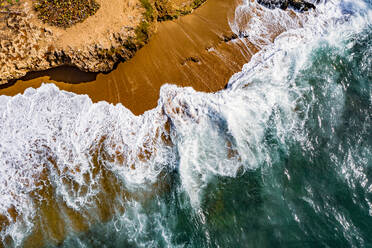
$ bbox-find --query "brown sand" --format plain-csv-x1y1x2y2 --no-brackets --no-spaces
0,0,258,115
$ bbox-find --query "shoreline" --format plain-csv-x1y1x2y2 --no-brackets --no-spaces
0,0,257,115
0,1,328,247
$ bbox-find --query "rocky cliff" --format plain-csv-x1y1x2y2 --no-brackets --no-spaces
0,0,206,85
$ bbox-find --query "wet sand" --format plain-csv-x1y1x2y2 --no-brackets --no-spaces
0,0,257,115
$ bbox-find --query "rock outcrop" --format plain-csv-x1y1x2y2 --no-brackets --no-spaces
0,0,206,85
257,0,316,12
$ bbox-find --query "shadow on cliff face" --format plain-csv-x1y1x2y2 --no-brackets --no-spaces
0,59,127,89
0,66,98,89
0,66,99,89
19,66,98,84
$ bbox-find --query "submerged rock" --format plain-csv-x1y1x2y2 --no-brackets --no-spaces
257,0,316,12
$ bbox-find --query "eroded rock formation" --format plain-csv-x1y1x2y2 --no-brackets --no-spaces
0,0,206,85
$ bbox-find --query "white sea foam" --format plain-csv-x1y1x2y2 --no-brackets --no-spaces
0,85,176,245
169,0,371,206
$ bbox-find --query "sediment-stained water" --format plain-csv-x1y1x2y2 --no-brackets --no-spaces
0,0,371,247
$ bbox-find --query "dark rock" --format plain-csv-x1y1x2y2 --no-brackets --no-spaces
257,0,316,12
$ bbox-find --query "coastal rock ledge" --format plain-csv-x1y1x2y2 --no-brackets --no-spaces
0,0,206,85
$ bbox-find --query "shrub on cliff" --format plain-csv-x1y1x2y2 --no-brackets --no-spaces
0,0,20,12
33,0,100,28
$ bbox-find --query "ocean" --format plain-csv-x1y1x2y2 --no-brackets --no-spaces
0,0,371,247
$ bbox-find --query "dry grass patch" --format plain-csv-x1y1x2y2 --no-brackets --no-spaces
33,0,100,28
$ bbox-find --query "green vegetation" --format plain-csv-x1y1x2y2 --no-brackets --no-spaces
33,0,100,28
140,0,155,22
135,0,207,44
0,0,19,6
135,21,151,46
0,0,19,5
0,0,20,11
155,0,207,21
182,0,207,14
191,0,206,9
135,0,155,46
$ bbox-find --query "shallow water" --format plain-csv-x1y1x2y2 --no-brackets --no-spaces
0,0,371,247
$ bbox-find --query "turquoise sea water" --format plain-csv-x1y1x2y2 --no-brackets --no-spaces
62,2,372,247
0,0,371,247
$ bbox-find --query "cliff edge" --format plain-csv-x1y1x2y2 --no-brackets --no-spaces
0,0,206,84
